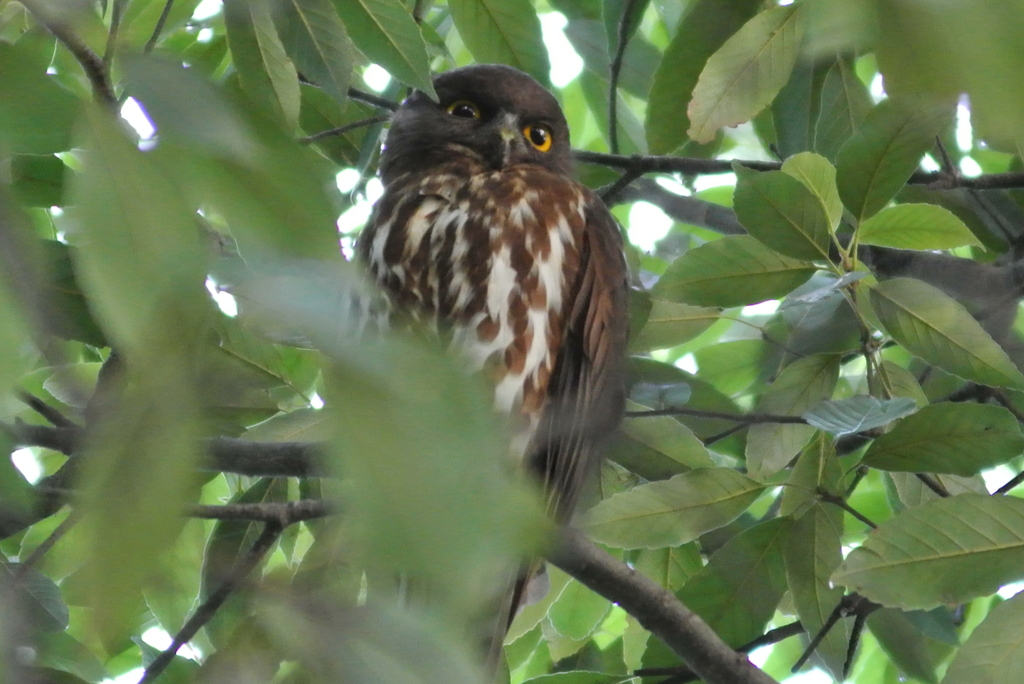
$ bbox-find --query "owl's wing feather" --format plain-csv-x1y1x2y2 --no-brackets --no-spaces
532,193,629,521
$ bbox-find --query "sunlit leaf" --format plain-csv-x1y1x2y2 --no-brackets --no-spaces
688,5,807,143
781,151,843,231
584,468,766,549
858,203,983,250
870,278,1024,389
548,578,611,641
653,235,817,308
862,402,1024,475
734,166,833,261
833,494,1024,609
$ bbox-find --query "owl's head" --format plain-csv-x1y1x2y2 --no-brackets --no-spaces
379,64,573,185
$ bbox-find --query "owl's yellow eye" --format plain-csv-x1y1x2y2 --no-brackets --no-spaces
523,124,553,152
446,100,480,119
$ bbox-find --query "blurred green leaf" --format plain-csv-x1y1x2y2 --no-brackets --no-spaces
678,517,789,647
584,468,766,549
771,59,828,158
943,589,1024,684
802,396,918,436
870,278,1024,389
862,403,1024,475
0,41,79,154
224,0,301,128
858,203,983,250
653,235,817,308
36,632,108,683
834,493,1024,610
645,0,761,153
688,5,807,143
448,0,550,85
629,300,718,352
10,154,64,207
330,0,435,97
548,578,610,641
734,166,833,261
1,564,69,632
836,98,951,222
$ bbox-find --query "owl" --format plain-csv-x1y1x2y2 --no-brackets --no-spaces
357,63,629,650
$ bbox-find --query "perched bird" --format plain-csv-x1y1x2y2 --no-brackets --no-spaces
357,63,629,663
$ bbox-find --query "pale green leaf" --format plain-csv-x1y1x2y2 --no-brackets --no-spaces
653,235,817,308
870,278,1024,389
584,468,766,549
836,99,951,222
944,589,1024,684
734,166,833,261
448,0,550,85
633,543,704,592
631,300,719,352
548,578,611,641
833,494,1024,609
862,403,1024,475
781,151,843,230
802,396,918,436
622,400,716,470
858,203,983,250
687,5,807,143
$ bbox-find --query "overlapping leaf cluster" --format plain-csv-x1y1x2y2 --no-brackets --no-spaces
3,1,1024,684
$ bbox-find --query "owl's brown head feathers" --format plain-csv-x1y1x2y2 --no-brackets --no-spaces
379,64,573,185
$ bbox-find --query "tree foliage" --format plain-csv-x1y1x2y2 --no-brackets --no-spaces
3,1,1024,684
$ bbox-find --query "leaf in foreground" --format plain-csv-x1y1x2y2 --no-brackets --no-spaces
802,395,918,436
833,494,1024,610
862,402,1024,475
943,589,1024,684
584,468,765,549
858,203,983,250
870,278,1024,390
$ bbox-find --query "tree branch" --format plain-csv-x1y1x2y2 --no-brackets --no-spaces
625,407,807,424
189,500,332,524
549,528,779,684
140,522,283,684
348,87,400,111
144,0,176,53
299,115,392,144
607,0,639,155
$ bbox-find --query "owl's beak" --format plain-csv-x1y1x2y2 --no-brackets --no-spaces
494,112,524,168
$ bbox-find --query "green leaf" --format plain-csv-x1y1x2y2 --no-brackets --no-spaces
38,240,107,347
833,493,1024,609
943,589,1024,684
521,673,624,684
802,396,918,436
584,468,766,549
278,0,352,104
746,354,839,479
653,235,817,308
448,0,550,85
621,400,716,471
870,278,1024,389
1,565,69,632
771,59,828,159
330,0,435,97
687,5,807,144
784,505,848,679
36,632,108,683
867,608,951,684
858,203,984,250
11,154,65,207
678,518,790,647
630,300,719,352
548,578,611,641
781,151,843,231
299,84,378,166
862,402,1024,475
780,432,844,518
836,98,951,222
734,166,833,261
224,0,301,128
814,57,873,161
244,408,333,442
0,42,79,154
634,544,704,592
693,339,769,396
645,0,761,153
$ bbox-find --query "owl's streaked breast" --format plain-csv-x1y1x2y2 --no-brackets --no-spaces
359,162,588,455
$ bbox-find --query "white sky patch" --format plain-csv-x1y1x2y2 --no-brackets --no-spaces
656,176,691,196
11,448,42,484
142,626,201,660
960,156,982,177
121,97,156,140
191,0,221,21
310,392,325,409
956,100,973,152
363,64,392,93
197,27,214,43
338,201,373,233
365,177,384,204
920,153,941,172
742,300,780,316
206,278,238,317
540,12,584,87
675,353,698,374
983,464,1016,493
627,201,673,252
694,172,736,193
748,643,773,667
336,168,361,193
999,581,1024,599
869,73,886,102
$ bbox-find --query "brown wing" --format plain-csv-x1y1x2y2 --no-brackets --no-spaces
528,191,629,521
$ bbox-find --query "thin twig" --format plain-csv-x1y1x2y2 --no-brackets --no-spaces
791,594,877,673
20,0,116,107
933,135,957,176
139,522,283,684
299,115,392,144
817,490,877,529
102,0,123,71
14,510,80,577
703,423,748,446
626,406,807,424
607,0,639,155
599,165,645,204
915,473,950,498
844,608,871,678
996,470,1024,495
348,87,400,111
144,0,176,53
15,390,77,428
189,500,332,524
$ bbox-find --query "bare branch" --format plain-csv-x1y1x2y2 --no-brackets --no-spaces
607,0,639,155
348,87,400,111
15,390,77,428
549,528,780,684
144,0,177,53
189,500,332,524
299,115,392,144
625,406,807,424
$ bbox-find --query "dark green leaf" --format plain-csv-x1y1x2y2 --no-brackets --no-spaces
734,166,833,261
11,154,64,207
814,57,872,161
278,0,352,104
448,0,550,85
0,42,79,154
